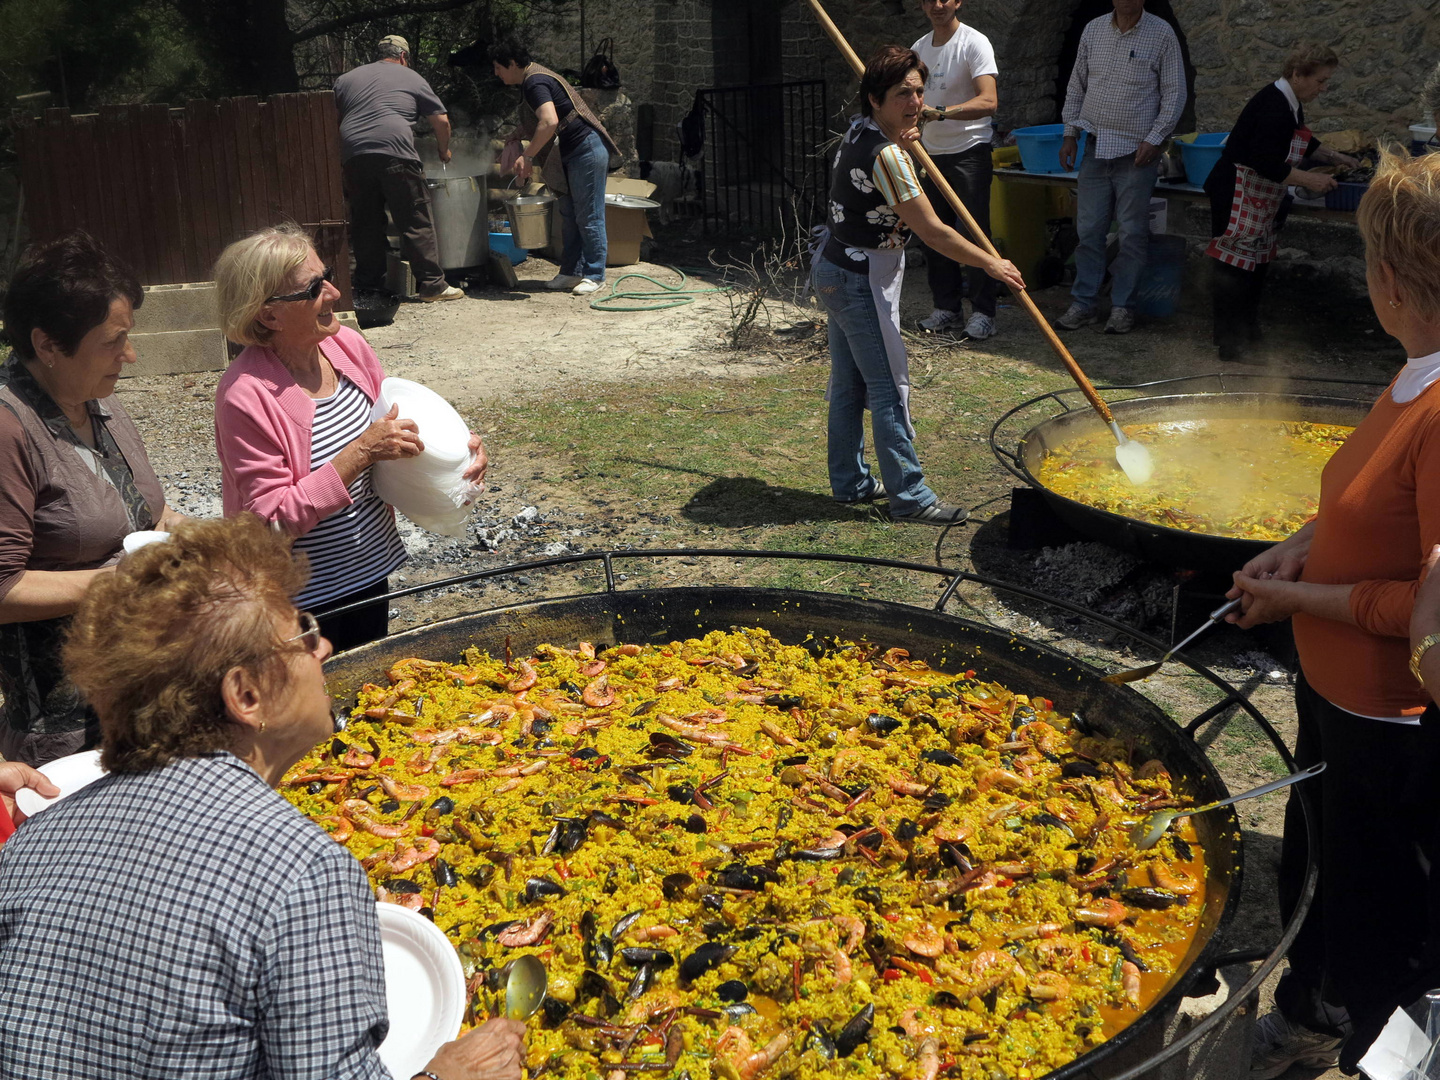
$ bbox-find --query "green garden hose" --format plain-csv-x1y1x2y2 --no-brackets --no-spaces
588,266,729,311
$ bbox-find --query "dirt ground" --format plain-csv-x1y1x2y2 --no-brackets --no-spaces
119,235,1403,1080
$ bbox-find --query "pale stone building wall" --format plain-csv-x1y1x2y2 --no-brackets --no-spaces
518,0,1439,160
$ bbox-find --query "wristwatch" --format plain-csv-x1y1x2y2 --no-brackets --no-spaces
1409,632,1440,684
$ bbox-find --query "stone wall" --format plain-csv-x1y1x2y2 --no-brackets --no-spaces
518,0,1440,162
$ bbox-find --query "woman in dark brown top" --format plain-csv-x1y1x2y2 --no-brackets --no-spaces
0,232,182,766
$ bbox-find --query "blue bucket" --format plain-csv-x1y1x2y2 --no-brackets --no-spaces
1179,133,1228,187
489,231,529,265
1013,124,1087,174
1132,234,1187,318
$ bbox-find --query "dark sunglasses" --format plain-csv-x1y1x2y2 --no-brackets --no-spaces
268,266,334,303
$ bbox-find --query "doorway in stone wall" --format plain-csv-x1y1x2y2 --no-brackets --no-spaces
1053,0,1197,133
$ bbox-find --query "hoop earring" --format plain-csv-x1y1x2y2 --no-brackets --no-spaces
259,720,267,734
1390,299,1402,309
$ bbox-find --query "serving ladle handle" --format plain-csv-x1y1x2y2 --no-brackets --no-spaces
1131,761,1326,849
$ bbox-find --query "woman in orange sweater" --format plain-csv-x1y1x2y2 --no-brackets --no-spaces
1228,152,1440,1077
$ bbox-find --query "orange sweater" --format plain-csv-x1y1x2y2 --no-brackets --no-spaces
1294,380,1440,716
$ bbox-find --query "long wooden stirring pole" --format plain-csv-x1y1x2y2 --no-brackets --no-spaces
804,0,1153,482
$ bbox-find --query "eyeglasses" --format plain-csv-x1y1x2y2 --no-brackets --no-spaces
280,611,325,655
268,266,334,303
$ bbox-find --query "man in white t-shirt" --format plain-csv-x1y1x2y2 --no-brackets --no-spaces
910,0,999,339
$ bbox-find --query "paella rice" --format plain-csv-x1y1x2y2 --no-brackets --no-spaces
282,628,1210,1080
1037,419,1352,541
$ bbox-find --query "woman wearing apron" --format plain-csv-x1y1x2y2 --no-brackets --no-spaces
1204,43,1359,361
812,46,1023,524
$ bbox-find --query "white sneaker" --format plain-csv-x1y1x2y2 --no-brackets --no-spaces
964,313,996,340
1249,1011,1344,1080
918,308,963,333
419,285,464,302
572,279,602,296
545,274,583,291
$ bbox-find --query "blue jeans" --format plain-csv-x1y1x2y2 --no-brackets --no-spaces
560,128,609,281
812,257,936,516
1072,151,1159,310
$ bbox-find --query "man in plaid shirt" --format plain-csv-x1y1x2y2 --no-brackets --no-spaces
1053,0,1185,335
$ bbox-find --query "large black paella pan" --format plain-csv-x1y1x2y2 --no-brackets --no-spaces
990,374,1382,575
320,559,1267,1080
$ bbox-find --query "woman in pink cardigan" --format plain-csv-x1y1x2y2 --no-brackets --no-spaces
213,226,485,651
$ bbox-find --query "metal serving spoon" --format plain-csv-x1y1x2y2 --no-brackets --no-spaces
1129,761,1326,850
1102,598,1242,685
505,954,547,1020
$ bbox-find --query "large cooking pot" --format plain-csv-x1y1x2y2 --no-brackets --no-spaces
325,573,1251,1080
990,375,1382,574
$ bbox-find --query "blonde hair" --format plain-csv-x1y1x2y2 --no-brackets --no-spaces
1357,152,1440,325
1282,43,1338,80
213,224,314,346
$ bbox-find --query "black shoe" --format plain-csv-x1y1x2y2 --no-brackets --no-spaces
1218,344,1243,362
837,478,887,504
892,500,969,526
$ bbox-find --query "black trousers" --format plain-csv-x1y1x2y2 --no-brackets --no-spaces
919,144,998,318
1274,673,1431,1070
1209,259,1269,350
343,153,446,294
314,576,391,655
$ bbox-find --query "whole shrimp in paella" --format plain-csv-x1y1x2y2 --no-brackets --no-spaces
283,629,1208,1080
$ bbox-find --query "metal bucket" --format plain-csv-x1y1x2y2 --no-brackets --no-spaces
505,194,555,250
425,174,489,270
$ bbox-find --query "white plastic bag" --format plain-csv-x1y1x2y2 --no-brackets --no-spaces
369,377,483,537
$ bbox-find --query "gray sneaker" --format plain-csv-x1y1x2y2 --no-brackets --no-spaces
1104,306,1136,334
918,308,964,333
1249,1011,1343,1080
837,478,887,504
892,500,969,526
964,313,996,340
1053,302,1098,330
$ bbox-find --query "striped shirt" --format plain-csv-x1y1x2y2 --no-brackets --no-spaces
294,376,405,608
1061,11,1185,159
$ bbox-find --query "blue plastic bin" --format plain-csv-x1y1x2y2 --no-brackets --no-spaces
489,231,528,265
1013,125,1086,174
1132,233,1187,318
1179,133,1228,187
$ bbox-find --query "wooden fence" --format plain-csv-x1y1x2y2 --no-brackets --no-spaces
12,92,352,306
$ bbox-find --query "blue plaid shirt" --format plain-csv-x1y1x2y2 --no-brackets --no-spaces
0,752,393,1079
1061,11,1185,159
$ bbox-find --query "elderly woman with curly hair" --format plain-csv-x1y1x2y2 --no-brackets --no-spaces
0,514,526,1078
213,225,486,652
1229,151,1440,1077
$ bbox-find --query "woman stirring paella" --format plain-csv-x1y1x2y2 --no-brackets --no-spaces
1227,152,1440,1077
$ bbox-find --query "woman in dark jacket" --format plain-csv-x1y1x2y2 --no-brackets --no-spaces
1204,43,1358,360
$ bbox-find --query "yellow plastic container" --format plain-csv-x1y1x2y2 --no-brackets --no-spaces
988,149,1070,281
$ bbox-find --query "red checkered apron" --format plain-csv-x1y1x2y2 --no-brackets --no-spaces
1206,126,1311,271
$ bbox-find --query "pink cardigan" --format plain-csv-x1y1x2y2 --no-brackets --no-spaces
215,325,389,537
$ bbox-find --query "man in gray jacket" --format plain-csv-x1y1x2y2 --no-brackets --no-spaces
335,34,462,301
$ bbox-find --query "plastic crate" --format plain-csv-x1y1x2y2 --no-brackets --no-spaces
1179,132,1228,187
1012,125,1086,174
1324,182,1368,211
489,231,529,265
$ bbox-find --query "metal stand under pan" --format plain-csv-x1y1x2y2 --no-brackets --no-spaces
319,548,1320,1080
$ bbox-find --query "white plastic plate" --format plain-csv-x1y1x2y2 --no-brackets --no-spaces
375,902,466,1079
14,749,105,817
122,530,171,555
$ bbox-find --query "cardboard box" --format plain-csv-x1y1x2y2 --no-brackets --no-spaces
540,177,657,267
605,177,655,266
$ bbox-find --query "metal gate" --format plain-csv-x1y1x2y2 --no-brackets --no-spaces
697,80,827,237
